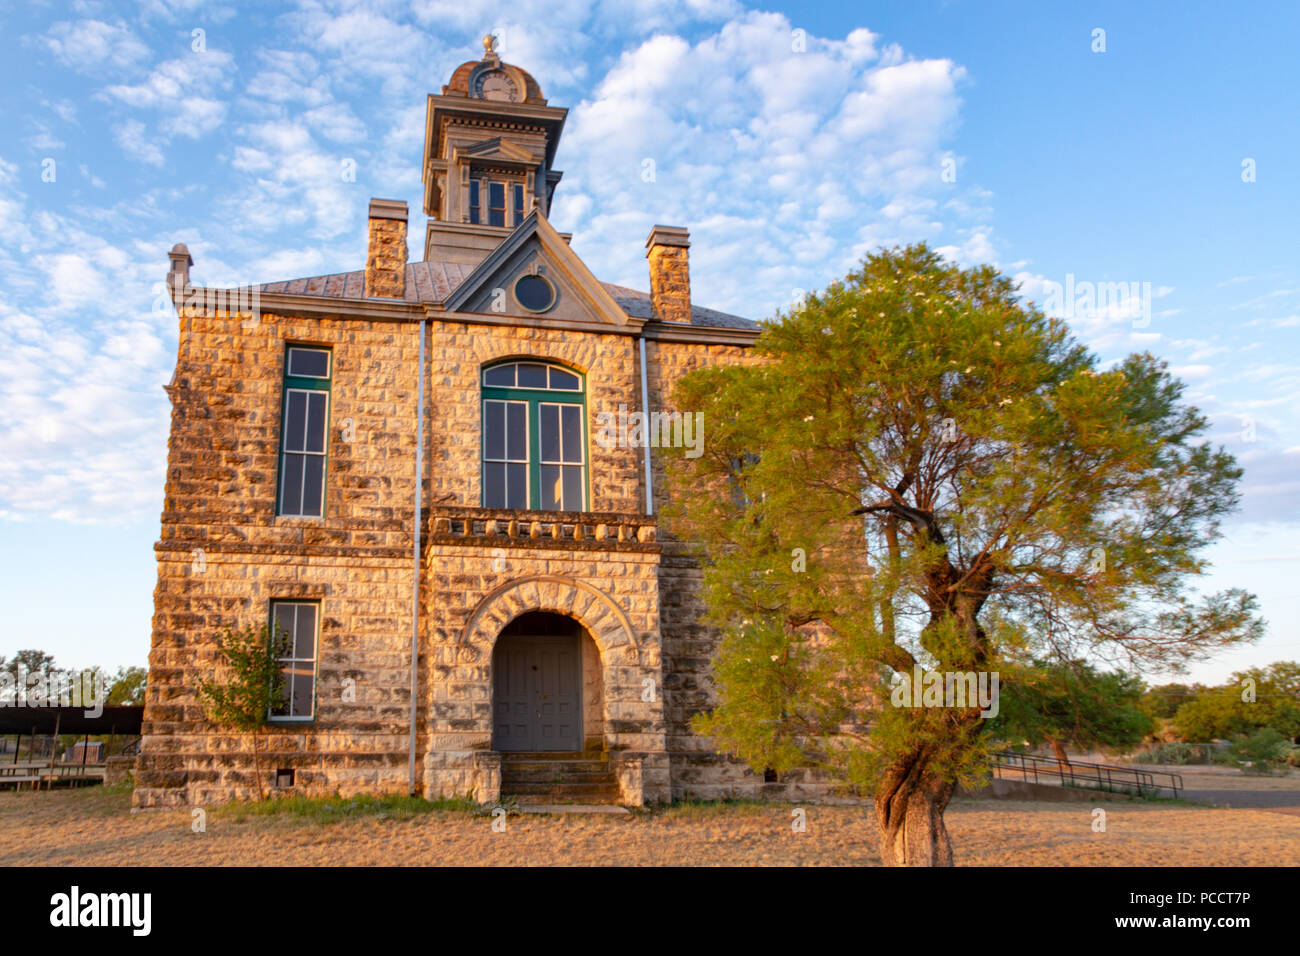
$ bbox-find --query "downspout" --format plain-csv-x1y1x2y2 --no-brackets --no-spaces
408,317,426,794
639,336,654,515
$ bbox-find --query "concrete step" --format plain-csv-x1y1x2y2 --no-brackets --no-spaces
501,769,617,785
504,782,622,799
501,759,611,775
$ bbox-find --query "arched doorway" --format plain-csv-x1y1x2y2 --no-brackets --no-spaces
492,611,589,752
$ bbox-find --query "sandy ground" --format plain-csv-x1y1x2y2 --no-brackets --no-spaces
2,786,1299,866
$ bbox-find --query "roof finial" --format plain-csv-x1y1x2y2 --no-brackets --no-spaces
482,32,497,57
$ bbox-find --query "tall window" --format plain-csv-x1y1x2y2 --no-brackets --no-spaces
270,601,318,721
469,180,481,224
488,181,506,226
278,345,331,517
513,183,525,224
481,361,586,511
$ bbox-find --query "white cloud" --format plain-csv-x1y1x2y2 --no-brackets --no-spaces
103,51,234,140
553,10,973,317
40,18,149,72
113,120,165,166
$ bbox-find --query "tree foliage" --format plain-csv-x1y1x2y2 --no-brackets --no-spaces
1172,661,1300,741
107,666,148,706
196,623,290,800
990,659,1153,760
665,243,1263,864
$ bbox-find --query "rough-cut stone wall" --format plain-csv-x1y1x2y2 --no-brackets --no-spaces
644,338,776,800
136,309,423,808
647,243,691,324
581,633,603,746
365,206,408,299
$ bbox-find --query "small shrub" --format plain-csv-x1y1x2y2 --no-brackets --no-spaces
1230,728,1291,774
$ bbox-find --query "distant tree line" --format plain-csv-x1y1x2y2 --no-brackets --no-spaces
0,649,146,706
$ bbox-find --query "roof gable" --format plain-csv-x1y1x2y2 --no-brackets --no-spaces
442,211,634,328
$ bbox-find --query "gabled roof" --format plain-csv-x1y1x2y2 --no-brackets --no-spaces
442,210,629,325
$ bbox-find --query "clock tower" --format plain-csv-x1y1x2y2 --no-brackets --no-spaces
421,34,569,266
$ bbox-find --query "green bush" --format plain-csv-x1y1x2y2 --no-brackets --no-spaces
1230,728,1291,774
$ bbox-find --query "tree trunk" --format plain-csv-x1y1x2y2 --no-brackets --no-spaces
1047,736,1071,767
875,753,957,866
252,728,265,801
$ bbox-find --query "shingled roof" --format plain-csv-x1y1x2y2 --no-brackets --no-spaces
256,262,759,330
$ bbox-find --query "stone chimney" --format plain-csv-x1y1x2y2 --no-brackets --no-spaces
645,225,691,323
167,243,193,293
365,198,408,298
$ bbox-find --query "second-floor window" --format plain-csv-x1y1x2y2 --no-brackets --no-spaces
481,361,586,512
278,345,331,518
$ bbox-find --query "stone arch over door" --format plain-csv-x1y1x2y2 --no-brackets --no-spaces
424,574,665,802
459,575,641,665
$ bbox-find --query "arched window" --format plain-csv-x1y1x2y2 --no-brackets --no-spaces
481,361,587,511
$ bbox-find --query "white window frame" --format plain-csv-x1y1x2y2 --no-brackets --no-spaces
537,401,585,511
269,601,319,723
481,398,530,509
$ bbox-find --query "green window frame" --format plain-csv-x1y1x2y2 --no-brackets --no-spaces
481,361,587,512
277,344,332,518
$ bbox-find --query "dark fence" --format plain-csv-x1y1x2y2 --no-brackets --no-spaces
991,749,1183,797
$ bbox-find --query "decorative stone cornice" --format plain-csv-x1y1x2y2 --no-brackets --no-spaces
426,505,659,554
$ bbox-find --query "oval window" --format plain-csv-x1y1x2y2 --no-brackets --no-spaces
514,274,556,312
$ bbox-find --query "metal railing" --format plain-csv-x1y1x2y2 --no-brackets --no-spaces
991,750,1183,797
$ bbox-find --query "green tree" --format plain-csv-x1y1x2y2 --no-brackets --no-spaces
1229,727,1292,774
991,660,1153,764
1172,661,1300,740
1137,682,1200,722
196,623,290,800
107,666,147,706
0,649,57,677
667,244,1263,866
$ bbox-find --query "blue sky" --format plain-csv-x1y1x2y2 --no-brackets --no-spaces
0,0,1297,685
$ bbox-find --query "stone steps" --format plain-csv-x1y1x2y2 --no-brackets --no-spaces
500,752,621,805
507,783,623,802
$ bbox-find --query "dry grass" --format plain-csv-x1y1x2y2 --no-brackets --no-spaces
1,785,1298,866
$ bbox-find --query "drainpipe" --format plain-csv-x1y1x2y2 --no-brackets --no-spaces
408,317,426,794
639,336,654,516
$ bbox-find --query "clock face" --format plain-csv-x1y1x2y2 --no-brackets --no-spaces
474,70,518,102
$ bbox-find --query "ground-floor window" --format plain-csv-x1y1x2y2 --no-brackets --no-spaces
270,601,318,721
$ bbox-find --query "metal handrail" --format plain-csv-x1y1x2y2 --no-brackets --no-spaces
990,750,1182,797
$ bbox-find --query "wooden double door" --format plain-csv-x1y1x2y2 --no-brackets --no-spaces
492,631,582,752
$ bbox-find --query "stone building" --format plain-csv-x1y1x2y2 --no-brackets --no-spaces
135,40,797,809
